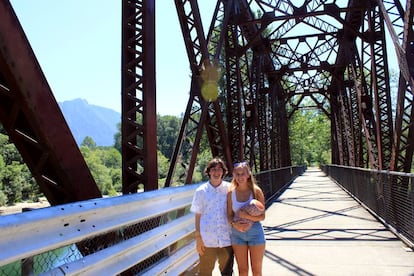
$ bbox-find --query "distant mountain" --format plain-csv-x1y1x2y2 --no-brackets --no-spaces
58,99,120,147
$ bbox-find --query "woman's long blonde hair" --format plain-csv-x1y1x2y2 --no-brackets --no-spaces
231,161,261,199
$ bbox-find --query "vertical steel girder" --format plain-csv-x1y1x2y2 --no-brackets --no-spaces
364,4,394,170
254,56,271,171
121,0,158,192
0,1,101,205
331,74,352,167
329,82,343,165
273,82,292,168
225,21,246,164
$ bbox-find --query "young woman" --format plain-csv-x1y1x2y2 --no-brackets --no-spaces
227,161,266,276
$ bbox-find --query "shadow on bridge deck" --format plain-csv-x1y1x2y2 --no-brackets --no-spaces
214,168,414,276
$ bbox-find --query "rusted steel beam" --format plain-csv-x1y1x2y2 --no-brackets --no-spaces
224,21,246,165
121,0,158,192
165,0,231,185
363,2,394,170
378,0,414,173
0,1,101,205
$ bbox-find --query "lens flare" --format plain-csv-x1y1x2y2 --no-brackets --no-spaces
200,63,219,102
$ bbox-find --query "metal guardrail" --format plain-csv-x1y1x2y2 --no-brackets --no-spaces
0,165,305,275
321,165,414,249
0,184,200,275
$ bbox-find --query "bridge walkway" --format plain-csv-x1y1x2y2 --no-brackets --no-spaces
213,168,414,275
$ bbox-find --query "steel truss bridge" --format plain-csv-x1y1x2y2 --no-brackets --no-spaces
0,0,413,233
0,0,414,274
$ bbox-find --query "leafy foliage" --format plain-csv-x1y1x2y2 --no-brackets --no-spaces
0,131,39,206
157,115,182,159
289,109,330,166
80,138,121,196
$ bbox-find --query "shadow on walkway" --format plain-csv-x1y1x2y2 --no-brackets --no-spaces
260,168,414,276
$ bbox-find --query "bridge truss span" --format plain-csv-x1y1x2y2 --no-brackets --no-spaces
0,0,413,221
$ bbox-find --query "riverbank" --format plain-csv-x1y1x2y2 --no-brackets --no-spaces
0,197,50,215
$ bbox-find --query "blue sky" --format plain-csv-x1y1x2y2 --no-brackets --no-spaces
10,1,214,116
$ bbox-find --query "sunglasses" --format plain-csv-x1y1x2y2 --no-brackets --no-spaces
233,161,248,167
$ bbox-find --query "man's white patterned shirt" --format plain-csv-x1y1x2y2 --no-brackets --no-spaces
190,181,231,247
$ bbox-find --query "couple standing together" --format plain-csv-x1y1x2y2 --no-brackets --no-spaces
190,157,266,276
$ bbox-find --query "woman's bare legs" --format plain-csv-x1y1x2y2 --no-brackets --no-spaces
249,244,265,276
232,244,249,276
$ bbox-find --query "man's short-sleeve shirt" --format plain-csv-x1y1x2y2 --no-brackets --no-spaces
190,180,231,247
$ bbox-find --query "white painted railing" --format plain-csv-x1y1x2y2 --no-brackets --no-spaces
0,183,200,275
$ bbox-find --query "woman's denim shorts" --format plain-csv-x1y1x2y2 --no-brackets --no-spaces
231,222,265,246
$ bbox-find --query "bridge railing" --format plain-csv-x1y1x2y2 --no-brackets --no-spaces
0,184,200,275
321,165,414,249
0,165,305,275
256,165,307,204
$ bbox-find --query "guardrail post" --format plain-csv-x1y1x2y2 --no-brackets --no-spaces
21,207,35,276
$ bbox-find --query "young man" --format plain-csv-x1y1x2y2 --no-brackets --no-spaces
190,157,234,276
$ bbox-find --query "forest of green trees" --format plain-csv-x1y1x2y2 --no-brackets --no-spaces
0,110,330,206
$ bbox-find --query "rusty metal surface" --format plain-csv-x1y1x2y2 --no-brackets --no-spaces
0,1,101,205
165,0,231,186
1,0,413,203
121,0,158,192
379,0,414,173
169,0,413,178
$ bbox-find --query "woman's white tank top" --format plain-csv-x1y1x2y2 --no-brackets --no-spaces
231,189,253,213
